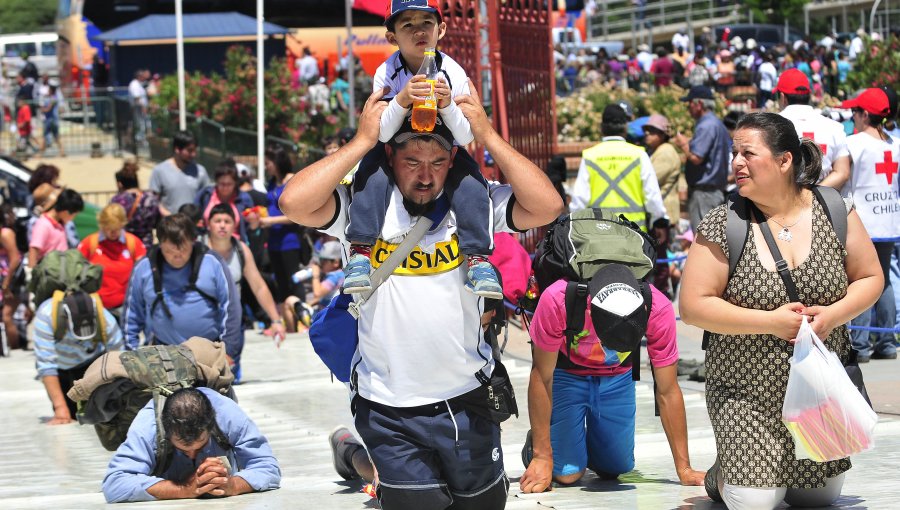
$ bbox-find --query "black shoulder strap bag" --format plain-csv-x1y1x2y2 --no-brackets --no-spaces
749,202,872,408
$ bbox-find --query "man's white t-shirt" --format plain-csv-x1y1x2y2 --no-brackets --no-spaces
322,182,520,407
757,62,777,92
298,55,320,83
128,79,147,107
671,32,690,51
849,37,863,59
373,51,474,146
637,51,654,73
779,104,849,182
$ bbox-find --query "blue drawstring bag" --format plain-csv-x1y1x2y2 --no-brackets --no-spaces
309,292,357,382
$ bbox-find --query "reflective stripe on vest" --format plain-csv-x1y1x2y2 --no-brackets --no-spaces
583,141,648,229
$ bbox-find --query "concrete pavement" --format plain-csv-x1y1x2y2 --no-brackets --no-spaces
28,154,154,200
2,315,900,509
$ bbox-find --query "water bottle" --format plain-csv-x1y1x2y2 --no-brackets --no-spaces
411,48,439,132
292,268,314,284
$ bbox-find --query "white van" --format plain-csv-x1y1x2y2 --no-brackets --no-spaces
0,32,59,78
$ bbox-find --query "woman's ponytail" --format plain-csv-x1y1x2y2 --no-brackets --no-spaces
795,137,823,187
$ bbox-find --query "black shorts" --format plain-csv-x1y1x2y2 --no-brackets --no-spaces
354,396,508,510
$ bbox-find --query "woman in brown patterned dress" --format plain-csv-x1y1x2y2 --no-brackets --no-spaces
680,113,883,510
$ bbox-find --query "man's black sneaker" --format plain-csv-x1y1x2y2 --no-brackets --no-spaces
704,457,723,503
872,351,898,360
329,426,361,480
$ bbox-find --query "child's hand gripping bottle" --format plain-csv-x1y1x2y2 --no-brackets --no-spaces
411,48,439,132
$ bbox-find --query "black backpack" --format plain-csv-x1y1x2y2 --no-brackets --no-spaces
531,208,658,382
147,242,217,319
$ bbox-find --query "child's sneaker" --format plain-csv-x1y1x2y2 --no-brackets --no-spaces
466,256,503,299
343,252,373,294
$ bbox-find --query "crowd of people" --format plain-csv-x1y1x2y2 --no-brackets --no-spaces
0,2,898,509
555,27,891,108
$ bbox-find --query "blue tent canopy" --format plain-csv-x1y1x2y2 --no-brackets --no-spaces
97,12,289,44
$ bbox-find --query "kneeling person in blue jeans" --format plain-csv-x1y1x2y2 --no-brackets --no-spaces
520,265,706,493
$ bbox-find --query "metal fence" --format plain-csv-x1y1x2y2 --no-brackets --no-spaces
2,95,138,159
588,0,742,47
148,109,325,175
80,190,120,206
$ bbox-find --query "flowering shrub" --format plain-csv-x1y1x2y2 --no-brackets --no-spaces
151,46,346,146
556,83,725,142
846,35,900,91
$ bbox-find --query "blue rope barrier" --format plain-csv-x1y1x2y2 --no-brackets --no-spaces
530,239,898,264
519,305,900,333
846,325,900,333
656,255,687,264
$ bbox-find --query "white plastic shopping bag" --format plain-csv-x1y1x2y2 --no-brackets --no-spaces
782,317,878,462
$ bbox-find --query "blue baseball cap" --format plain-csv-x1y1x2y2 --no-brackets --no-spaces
385,0,442,26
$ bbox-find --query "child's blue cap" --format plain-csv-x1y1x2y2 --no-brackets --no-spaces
385,0,442,27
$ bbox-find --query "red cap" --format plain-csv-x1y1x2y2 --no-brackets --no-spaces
841,88,891,116
774,69,811,95
385,0,442,25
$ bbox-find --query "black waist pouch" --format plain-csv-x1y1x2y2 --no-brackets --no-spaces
454,360,519,424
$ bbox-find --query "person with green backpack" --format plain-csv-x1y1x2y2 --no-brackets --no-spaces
519,209,704,493
31,249,126,424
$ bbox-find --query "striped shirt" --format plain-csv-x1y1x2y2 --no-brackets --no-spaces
33,298,125,378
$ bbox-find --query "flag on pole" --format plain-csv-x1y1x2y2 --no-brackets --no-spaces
353,0,390,17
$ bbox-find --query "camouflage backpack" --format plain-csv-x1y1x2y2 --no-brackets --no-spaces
87,344,234,476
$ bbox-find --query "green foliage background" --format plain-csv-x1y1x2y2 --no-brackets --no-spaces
0,0,57,33
556,83,726,142
846,36,900,91
151,46,347,146
741,0,810,24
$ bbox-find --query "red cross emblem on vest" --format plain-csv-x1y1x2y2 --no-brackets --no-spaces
875,151,898,185
802,132,827,155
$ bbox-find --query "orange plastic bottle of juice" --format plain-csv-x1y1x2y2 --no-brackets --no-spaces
411,48,438,132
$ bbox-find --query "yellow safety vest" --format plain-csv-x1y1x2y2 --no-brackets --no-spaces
582,139,649,230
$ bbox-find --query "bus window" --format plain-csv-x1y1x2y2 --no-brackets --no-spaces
5,42,37,57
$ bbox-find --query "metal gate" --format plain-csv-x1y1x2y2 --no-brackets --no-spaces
494,0,556,177
440,0,555,185
439,1,555,252
439,0,487,174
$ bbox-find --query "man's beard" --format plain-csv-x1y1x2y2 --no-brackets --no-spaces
402,196,436,217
